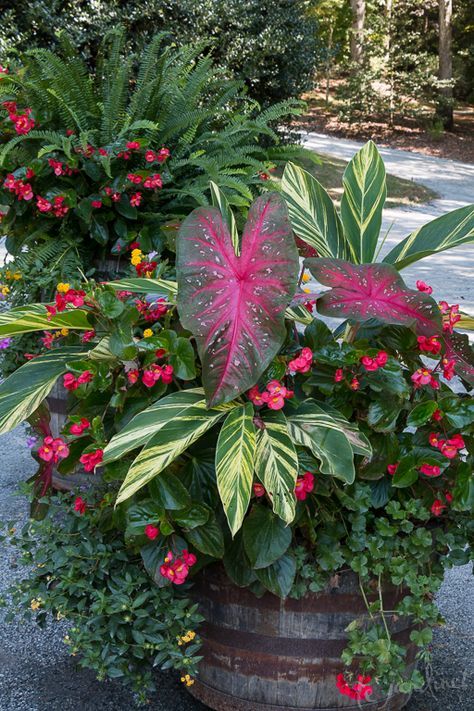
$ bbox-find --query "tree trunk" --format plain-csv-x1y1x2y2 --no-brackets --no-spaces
350,0,365,65
437,0,454,130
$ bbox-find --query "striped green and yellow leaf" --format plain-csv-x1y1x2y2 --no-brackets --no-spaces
255,410,298,524
107,277,177,298
216,403,256,536
0,347,89,434
383,204,474,270
103,388,206,464
287,403,355,483
116,399,235,504
340,140,387,264
210,180,240,256
0,304,91,337
282,161,348,258
303,400,372,457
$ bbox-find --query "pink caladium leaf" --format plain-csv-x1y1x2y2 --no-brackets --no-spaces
442,332,474,385
177,193,299,407
305,258,442,335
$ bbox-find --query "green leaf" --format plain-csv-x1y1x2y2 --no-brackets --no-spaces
255,410,298,524
340,140,386,263
223,533,257,587
255,552,296,597
281,161,347,258
103,389,205,463
171,504,209,529
312,400,372,457
367,400,402,432
452,462,474,511
0,347,88,434
304,318,335,350
148,473,191,510
383,204,474,270
407,401,438,427
287,402,355,483
210,180,239,255
391,458,419,488
0,304,91,337
126,501,160,537
216,403,256,536
242,506,292,569
116,194,138,220
90,219,109,245
169,337,196,380
184,514,224,558
115,399,234,504
107,277,177,298
438,396,474,429
97,290,124,319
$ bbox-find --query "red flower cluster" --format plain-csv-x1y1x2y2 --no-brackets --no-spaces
135,259,158,277
334,368,344,382
127,172,143,184
248,380,293,410
160,550,197,585
431,499,446,516
295,471,315,501
135,298,168,321
130,192,142,207
69,418,91,435
416,280,433,295
126,141,141,151
441,357,456,381
411,368,439,390
81,330,96,343
253,482,266,497
2,101,35,135
142,363,174,388
4,174,33,201
46,287,85,317
74,496,87,515
36,194,70,217
336,674,373,701
63,370,93,391
288,347,313,374
48,158,76,177
387,463,399,475
360,350,388,371
429,432,465,460
439,301,461,333
143,173,162,189
79,449,103,472
417,335,441,355
38,436,70,463
104,186,121,201
145,524,160,540
145,147,170,163
419,463,441,477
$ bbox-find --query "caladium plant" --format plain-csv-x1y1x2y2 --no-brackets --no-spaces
305,259,443,336
176,192,299,407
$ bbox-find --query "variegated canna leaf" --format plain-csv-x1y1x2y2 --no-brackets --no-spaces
383,204,474,270
115,399,235,504
107,277,177,298
281,161,348,258
305,400,372,457
255,410,298,524
0,304,91,337
0,347,89,434
103,388,206,464
216,403,256,536
210,180,239,255
176,192,299,407
340,140,387,263
305,259,442,336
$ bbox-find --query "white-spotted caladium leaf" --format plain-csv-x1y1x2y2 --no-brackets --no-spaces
177,193,299,407
305,258,442,335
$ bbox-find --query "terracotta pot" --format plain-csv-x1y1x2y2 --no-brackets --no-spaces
188,566,416,711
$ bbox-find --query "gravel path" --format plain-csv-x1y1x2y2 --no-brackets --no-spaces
1,139,474,710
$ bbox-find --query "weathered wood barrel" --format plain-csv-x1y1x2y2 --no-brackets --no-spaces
189,566,416,711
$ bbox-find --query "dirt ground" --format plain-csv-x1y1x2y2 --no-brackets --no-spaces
297,82,474,164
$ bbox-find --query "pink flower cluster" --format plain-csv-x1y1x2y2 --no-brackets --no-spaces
38,436,70,463
46,287,86,317
336,674,373,702
431,492,453,517
104,186,121,201
63,370,93,391
79,449,103,472
74,496,87,514
439,301,461,333
295,471,315,501
145,524,160,540
160,550,197,585
288,347,313,374
441,357,456,381
411,367,439,390
429,432,465,460
145,147,170,163
36,194,69,217
135,297,168,322
2,101,35,135
416,280,433,295
248,380,293,410
360,350,388,371
417,335,441,355
69,418,91,436
4,173,33,201
48,158,76,177
127,172,162,189
141,363,174,388
419,463,441,477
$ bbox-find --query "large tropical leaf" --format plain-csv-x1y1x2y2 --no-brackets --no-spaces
442,331,474,385
115,400,235,504
340,140,387,263
310,400,372,457
383,204,474,270
176,192,299,407
305,259,442,336
255,410,298,524
287,405,355,484
107,277,177,298
216,403,256,536
0,347,88,434
281,161,347,258
103,388,205,463
0,304,91,337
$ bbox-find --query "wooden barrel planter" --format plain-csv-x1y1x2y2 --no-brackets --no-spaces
189,566,416,711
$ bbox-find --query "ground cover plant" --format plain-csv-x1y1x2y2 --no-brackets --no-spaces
0,142,473,705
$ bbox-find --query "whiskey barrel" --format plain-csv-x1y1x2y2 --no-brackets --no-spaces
189,566,416,711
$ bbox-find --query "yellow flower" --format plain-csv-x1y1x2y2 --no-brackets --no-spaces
130,248,143,266
143,328,153,338
301,272,310,283
181,674,194,686
30,599,41,611
57,282,70,293
302,287,311,294
60,327,69,337
1,285,10,295
4,270,12,280
13,271,22,280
